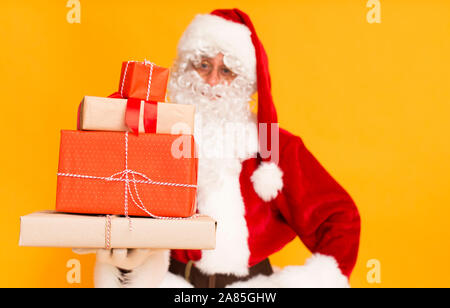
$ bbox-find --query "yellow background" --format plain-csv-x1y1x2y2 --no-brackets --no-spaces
1,0,449,288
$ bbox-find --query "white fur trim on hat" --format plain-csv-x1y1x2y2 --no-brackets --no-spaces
177,14,256,83
250,162,283,202
226,254,350,288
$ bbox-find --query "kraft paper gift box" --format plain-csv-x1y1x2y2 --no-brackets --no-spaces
119,60,169,102
78,96,195,135
55,130,198,218
19,211,216,249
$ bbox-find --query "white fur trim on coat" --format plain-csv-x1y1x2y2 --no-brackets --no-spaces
192,121,257,277
177,14,256,83
226,254,350,288
159,272,194,288
250,162,283,202
194,160,251,277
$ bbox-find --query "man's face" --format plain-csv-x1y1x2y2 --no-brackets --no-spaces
192,53,237,86
169,50,254,124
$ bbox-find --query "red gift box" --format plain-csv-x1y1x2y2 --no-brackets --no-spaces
56,130,198,218
118,60,169,102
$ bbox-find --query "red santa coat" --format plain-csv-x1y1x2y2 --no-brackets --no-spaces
171,127,360,283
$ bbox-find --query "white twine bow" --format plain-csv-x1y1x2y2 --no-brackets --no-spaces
58,132,197,231
119,60,155,101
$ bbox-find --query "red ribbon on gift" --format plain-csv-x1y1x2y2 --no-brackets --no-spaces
115,60,168,135
76,93,159,135
108,92,158,135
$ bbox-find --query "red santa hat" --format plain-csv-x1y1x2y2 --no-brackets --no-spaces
177,9,279,163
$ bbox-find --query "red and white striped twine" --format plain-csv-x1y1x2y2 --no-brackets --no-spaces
105,215,112,249
144,60,154,101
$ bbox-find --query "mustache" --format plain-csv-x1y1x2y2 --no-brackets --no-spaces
185,72,236,100
171,71,251,103
167,69,256,125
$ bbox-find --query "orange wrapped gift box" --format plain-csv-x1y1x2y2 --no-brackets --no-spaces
56,130,198,218
119,61,169,102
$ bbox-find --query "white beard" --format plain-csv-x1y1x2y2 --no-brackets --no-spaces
168,70,259,190
168,69,258,276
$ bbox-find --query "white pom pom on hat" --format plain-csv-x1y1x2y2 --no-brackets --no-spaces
250,161,284,202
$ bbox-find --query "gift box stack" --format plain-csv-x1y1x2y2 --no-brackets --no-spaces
19,60,216,250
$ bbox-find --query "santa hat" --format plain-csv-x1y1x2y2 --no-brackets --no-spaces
177,9,279,163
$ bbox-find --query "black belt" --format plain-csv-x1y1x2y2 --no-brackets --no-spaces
169,258,273,288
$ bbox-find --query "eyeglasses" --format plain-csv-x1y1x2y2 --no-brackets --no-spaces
192,59,237,83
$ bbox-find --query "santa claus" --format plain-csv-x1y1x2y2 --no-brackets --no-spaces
88,8,360,288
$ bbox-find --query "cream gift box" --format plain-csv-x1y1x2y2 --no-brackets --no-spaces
78,96,195,135
19,211,216,250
